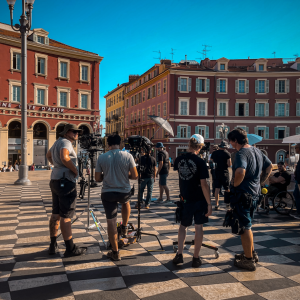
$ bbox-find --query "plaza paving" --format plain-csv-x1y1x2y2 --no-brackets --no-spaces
0,170,300,300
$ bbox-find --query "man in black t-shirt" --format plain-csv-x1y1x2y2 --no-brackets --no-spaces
138,146,156,209
173,134,212,268
210,141,232,210
268,162,291,195
155,142,171,203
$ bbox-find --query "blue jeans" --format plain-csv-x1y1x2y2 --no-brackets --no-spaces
293,181,300,213
140,178,154,206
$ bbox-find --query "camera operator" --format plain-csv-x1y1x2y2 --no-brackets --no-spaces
228,128,272,271
137,145,156,210
46,123,87,257
95,134,138,261
209,145,218,197
155,142,171,203
173,134,212,268
210,141,232,210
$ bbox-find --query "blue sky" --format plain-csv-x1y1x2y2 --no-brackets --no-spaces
1,0,300,129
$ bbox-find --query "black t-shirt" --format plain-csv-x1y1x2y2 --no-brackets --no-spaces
140,154,156,179
158,150,169,175
272,171,291,191
174,153,209,203
296,160,300,183
211,149,231,173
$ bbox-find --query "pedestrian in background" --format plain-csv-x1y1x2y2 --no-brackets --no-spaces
2,165,7,172
14,161,19,171
209,145,218,197
291,144,300,219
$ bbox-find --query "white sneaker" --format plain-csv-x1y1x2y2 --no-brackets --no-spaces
154,198,165,203
165,199,173,204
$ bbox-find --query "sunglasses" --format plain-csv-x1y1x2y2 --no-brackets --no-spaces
70,130,79,134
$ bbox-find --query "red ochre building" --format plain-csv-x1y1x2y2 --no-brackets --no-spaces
0,23,102,167
124,57,300,163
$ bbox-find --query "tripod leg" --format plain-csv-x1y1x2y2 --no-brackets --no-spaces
139,231,164,251
90,210,107,249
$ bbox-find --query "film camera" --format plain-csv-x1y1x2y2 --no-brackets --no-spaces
125,135,153,157
79,133,103,150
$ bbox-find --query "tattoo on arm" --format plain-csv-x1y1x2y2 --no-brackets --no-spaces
260,165,272,185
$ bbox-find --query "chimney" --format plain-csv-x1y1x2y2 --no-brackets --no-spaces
129,75,139,83
248,56,250,59
185,55,187,65
160,59,171,65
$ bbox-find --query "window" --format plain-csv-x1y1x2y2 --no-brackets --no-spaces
126,99,129,108
196,126,205,136
239,81,245,93
152,106,155,115
258,103,265,116
37,57,45,74
279,80,285,93
152,128,155,138
255,102,269,117
138,111,140,122
180,78,187,91
147,129,150,138
163,102,167,116
139,92,142,103
152,85,156,97
142,109,145,121
259,80,265,93
157,104,161,117
255,126,269,139
143,91,145,102
58,58,70,81
12,86,21,102
147,88,151,99
198,102,206,116
275,127,289,139
180,101,188,115
37,35,45,44
219,103,226,116
177,125,191,138
276,79,289,93
220,80,226,93
37,89,45,105
60,62,67,78
239,103,244,116
181,126,187,138
220,64,225,70
81,66,88,81
259,64,264,71
258,128,265,138
147,107,150,120
60,92,67,107
131,97,134,107
163,79,167,93
158,82,161,95
81,94,88,109
134,113,137,123
216,125,230,139
13,52,21,70
131,114,133,124
278,103,285,116
275,102,289,117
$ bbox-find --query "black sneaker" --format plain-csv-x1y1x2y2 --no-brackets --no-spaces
64,245,87,258
48,243,59,255
235,251,259,263
192,257,202,268
234,255,256,271
173,253,183,265
215,205,220,211
107,250,121,261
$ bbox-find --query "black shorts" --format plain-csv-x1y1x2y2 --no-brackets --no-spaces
181,201,208,227
50,179,77,218
214,172,230,190
101,192,131,219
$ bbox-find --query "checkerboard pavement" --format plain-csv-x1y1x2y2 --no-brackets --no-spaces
1,171,300,300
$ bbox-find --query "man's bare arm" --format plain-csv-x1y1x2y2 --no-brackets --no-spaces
60,148,78,176
157,161,163,175
95,172,104,182
260,164,272,185
129,167,138,180
227,158,232,168
200,179,212,217
46,150,53,164
234,168,246,187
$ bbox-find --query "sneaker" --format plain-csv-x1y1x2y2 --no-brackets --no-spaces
145,205,150,209
154,198,165,203
107,250,121,261
48,243,59,255
165,199,173,204
121,225,128,236
234,255,256,271
235,251,259,263
215,205,220,211
192,256,202,268
64,245,87,258
226,204,230,210
290,212,300,220
173,253,183,265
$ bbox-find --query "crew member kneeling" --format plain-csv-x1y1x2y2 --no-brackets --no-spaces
95,135,138,261
173,134,212,268
228,128,272,271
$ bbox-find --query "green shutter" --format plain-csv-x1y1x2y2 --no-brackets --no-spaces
297,127,300,135
216,79,220,92
254,127,258,135
195,126,199,134
216,126,220,139
235,80,239,93
297,103,300,116
177,126,181,138
255,80,259,93
275,127,278,139
188,78,192,92
286,103,289,116
226,126,230,138
235,103,239,116
265,127,269,139
297,79,300,93
206,79,210,92
205,126,209,138
246,80,249,93
266,80,269,93
275,80,279,93
265,103,269,116
286,80,290,93
178,77,181,91
187,126,191,138
255,103,259,116
275,103,278,116
246,127,249,133
286,127,290,137
245,103,249,116
196,79,199,92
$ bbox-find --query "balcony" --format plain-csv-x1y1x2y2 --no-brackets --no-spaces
105,118,111,123
112,114,119,121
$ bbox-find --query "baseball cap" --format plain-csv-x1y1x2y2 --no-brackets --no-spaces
190,134,204,145
156,142,164,148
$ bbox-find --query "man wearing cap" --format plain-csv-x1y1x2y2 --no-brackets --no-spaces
210,141,232,210
46,123,87,257
155,142,171,203
173,134,212,268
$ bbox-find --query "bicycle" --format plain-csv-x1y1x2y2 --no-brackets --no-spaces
273,190,295,215
256,187,270,215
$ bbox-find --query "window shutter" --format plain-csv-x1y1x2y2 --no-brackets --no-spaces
286,127,290,137
275,103,278,116
254,127,258,135
275,127,278,139
286,80,290,93
196,79,199,92
150,87,152,99
178,77,181,91
246,80,249,93
33,33,37,42
266,80,269,93
216,79,220,92
265,127,269,139
188,78,192,92
206,79,210,92
255,80,259,93
246,126,249,133
45,37,49,45
235,103,239,116
297,79,300,93
177,126,181,138
297,102,300,116
235,80,239,93
245,103,249,116
216,126,220,139
275,80,279,93
286,103,289,116
195,126,199,134
297,127,300,135
255,103,259,116
265,103,269,116
187,126,191,138
205,126,209,138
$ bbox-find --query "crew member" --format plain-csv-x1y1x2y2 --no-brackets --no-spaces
155,142,171,203
209,145,218,197
291,144,300,219
267,162,291,196
137,145,156,209
173,134,212,268
95,134,138,261
228,128,272,271
46,123,86,257
210,141,232,210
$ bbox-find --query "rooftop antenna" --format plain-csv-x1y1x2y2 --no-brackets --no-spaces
197,44,212,59
153,50,161,61
272,51,276,58
293,54,299,59
170,48,176,63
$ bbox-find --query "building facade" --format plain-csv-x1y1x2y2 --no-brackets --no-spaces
123,57,300,163
0,23,103,167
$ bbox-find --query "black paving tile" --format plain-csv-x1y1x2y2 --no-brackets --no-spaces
143,287,204,300
256,239,295,248
181,272,238,286
74,288,137,300
267,262,300,277
9,268,66,280
230,295,265,300
67,266,122,281
0,263,15,272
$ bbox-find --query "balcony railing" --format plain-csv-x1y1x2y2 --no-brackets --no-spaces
105,118,111,123
112,114,119,121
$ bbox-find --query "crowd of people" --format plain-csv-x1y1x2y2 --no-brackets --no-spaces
45,123,300,273
0,161,19,172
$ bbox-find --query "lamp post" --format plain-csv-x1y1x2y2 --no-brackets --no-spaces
7,0,35,185
219,123,228,141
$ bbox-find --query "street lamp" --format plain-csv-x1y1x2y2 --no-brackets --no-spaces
219,123,228,141
7,0,35,185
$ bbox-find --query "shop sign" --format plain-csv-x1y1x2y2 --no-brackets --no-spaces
0,102,12,108
17,105,64,113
